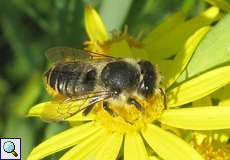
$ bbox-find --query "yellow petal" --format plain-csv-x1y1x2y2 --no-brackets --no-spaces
27,102,44,118
160,106,230,130
161,124,182,138
124,132,148,160
220,98,230,106
86,140,107,160
167,65,230,108
164,26,211,88
149,156,161,160
143,12,185,47
141,124,204,160
108,40,133,58
27,122,101,160
143,7,219,59
131,47,150,60
205,0,230,12
155,59,173,78
96,133,123,160
84,5,109,43
27,101,92,122
60,129,107,160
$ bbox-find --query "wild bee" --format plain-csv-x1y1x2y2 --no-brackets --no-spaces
44,47,165,121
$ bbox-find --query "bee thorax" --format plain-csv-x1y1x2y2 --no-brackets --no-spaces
101,61,140,93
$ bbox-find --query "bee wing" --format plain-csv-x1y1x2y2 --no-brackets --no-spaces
41,90,114,122
45,47,90,63
45,46,118,63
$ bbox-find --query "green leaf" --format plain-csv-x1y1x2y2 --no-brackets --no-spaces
177,13,230,83
4,115,35,159
99,0,133,32
181,0,196,15
10,0,51,32
219,84,230,106
45,123,69,139
143,7,219,59
0,78,9,103
163,26,211,88
0,117,3,136
1,13,31,78
204,0,230,12
13,72,42,115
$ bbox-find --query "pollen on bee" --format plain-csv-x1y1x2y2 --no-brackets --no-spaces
92,88,166,133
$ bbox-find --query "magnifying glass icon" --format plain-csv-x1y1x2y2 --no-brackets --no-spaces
3,141,18,157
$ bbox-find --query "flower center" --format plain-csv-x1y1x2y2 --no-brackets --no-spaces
92,89,166,133
192,136,230,160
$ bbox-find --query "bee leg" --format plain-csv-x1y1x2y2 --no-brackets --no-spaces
82,104,95,116
159,88,167,109
127,97,144,112
103,102,117,117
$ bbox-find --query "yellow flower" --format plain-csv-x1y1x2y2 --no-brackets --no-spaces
189,96,230,160
191,131,230,160
27,5,230,160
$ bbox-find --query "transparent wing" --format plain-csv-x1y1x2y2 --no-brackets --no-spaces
45,47,91,63
43,90,114,122
45,46,118,63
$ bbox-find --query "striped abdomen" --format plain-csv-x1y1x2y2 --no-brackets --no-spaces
45,62,97,97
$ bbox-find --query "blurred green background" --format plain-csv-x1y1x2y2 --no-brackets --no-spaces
0,0,222,159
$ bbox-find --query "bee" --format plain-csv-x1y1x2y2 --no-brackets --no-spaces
44,47,164,121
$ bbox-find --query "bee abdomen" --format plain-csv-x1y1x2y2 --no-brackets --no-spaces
57,73,79,96
45,62,97,97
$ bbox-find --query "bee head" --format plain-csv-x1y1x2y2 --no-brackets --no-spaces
138,60,157,97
